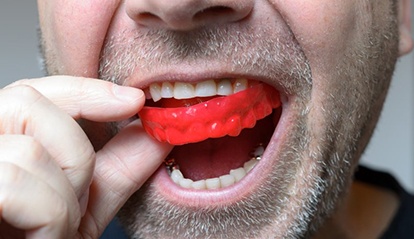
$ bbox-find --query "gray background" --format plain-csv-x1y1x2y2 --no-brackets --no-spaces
1,2,413,191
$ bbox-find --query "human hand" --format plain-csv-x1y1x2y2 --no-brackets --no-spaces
0,76,172,238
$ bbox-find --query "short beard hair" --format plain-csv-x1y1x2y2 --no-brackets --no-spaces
38,1,400,238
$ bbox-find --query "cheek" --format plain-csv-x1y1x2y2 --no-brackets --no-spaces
269,1,365,140
270,0,358,72
270,0,364,121
38,0,121,77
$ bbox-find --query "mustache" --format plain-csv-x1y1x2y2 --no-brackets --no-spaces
98,25,312,94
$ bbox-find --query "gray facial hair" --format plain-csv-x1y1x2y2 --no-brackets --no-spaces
104,18,398,238
98,25,329,239
34,5,397,236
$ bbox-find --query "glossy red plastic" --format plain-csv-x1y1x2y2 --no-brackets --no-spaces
138,84,281,145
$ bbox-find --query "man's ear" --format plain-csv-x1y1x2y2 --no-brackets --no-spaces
398,0,413,56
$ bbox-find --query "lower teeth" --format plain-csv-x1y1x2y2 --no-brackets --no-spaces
166,144,264,190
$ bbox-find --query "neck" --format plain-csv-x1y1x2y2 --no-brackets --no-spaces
313,181,400,239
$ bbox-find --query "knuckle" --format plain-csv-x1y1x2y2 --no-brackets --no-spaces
0,162,79,232
5,78,31,88
0,163,17,222
18,136,48,160
0,135,48,163
39,187,71,222
3,84,42,100
0,162,25,186
39,192,73,234
0,162,25,206
0,85,47,134
0,85,44,115
52,196,70,222
55,201,82,239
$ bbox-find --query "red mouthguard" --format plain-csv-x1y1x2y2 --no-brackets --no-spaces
138,83,281,145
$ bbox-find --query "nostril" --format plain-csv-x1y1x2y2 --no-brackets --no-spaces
138,12,161,23
126,0,254,30
194,6,235,21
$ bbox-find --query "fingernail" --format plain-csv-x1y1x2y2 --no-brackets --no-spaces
113,85,144,102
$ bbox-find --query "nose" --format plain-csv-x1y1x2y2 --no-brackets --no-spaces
125,0,254,31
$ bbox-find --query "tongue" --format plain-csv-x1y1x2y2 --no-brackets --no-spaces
139,83,280,145
170,115,276,181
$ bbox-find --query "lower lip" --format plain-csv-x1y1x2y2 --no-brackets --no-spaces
151,152,275,207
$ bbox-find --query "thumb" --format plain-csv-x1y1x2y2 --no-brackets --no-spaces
77,120,172,238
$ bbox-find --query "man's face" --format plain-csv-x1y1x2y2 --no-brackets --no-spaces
37,0,410,238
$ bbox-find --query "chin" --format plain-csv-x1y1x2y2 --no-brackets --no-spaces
97,18,398,238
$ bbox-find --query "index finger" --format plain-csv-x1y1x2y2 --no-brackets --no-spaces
1,75,143,198
6,75,144,121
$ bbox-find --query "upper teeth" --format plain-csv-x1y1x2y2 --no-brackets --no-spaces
146,78,249,102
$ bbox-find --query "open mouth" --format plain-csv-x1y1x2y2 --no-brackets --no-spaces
139,78,282,191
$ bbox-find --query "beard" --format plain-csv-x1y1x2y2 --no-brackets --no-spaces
99,25,320,238
95,12,399,238
35,2,396,237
